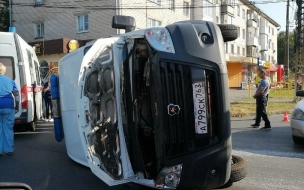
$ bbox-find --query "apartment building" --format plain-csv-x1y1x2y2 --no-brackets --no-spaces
11,0,191,79
193,0,280,88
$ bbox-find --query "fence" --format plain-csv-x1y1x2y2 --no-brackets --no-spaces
248,81,293,98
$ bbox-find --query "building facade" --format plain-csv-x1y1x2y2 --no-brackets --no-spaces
11,0,191,79
193,0,280,88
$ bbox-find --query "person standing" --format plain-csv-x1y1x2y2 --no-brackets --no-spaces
0,63,20,156
43,78,53,122
251,69,271,130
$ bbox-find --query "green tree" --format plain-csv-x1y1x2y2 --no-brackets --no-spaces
277,31,295,72
0,0,9,32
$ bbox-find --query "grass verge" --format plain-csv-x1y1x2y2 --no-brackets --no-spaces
230,101,295,117
268,89,295,98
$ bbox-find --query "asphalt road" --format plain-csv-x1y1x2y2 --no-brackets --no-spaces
1,115,304,190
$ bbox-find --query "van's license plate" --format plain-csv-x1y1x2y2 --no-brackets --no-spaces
193,82,207,134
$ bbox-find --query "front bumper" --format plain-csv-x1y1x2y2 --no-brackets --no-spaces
290,119,304,138
167,136,232,189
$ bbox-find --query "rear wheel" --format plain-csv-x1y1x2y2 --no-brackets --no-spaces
229,155,247,183
217,24,238,42
292,135,304,144
27,119,37,132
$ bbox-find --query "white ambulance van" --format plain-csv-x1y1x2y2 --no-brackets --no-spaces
0,32,42,131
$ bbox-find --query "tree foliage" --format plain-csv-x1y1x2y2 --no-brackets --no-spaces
0,0,9,32
277,31,295,72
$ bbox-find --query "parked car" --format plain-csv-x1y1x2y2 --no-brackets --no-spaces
291,90,304,143
0,32,43,131
50,16,247,189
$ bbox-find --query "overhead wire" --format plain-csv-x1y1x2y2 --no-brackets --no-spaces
11,0,288,10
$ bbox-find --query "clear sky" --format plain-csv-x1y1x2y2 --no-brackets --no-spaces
258,1,296,32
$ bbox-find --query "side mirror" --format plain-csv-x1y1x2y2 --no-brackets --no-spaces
296,90,304,97
217,24,238,42
112,15,136,33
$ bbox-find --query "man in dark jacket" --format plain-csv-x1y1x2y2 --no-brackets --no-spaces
43,78,53,122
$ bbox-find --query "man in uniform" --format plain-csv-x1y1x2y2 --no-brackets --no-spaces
251,69,271,130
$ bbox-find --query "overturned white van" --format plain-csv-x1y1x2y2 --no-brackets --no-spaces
52,16,247,189
0,32,42,131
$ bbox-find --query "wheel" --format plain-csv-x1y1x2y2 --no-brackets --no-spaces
229,155,247,183
217,24,238,42
292,135,304,144
27,119,37,132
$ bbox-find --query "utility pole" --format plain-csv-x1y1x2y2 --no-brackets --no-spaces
284,0,290,81
9,0,12,27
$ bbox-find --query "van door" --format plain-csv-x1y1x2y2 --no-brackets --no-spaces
33,59,42,120
26,49,36,122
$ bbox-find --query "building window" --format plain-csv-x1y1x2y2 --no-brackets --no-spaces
225,43,228,53
272,28,274,35
167,0,174,10
268,55,270,61
242,29,245,39
242,9,245,18
237,46,240,55
77,15,88,32
35,23,44,38
237,6,240,16
147,18,161,28
149,0,161,3
216,0,218,4
183,1,189,16
231,44,234,54
242,48,245,56
272,42,274,50
237,27,240,37
227,15,233,24
216,16,219,23
203,0,213,19
34,0,44,6
268,26,270,33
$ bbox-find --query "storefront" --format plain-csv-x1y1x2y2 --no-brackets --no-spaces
226,56,258,88
29,38,90,81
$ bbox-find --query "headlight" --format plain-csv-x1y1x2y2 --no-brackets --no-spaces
145,27,175,53
155,164,183,189
292,108,304,120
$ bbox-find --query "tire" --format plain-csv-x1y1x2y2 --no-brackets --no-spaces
27,119,37,132
217,24,238,42
229,155,247,183
292,135,304,144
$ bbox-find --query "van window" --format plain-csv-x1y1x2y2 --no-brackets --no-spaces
0,57,15,79
27,50,36,84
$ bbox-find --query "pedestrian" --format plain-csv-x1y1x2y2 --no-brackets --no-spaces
251,69,271,130
43,77,53,122
0,63,20,156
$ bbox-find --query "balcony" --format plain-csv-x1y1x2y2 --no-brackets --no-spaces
260,34,269,51
221,4,234,15
247,20,257,28
247,37,259,47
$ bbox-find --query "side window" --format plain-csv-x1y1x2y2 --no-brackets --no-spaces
27,50,36,84
34,61,41,85
0,57,15,79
